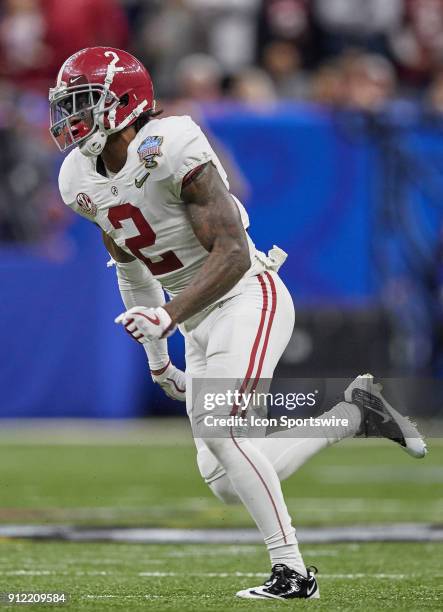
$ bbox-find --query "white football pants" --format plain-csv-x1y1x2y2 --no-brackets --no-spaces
183,271,360,573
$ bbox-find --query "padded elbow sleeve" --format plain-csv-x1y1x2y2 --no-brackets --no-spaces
115,260,169,370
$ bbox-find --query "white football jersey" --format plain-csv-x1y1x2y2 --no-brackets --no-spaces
59,115,262,299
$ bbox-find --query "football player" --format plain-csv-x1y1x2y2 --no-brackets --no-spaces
50,47,427,601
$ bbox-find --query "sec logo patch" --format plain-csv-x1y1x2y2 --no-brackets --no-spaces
76,192,97,217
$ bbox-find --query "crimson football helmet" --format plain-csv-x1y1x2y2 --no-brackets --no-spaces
49,47,155,157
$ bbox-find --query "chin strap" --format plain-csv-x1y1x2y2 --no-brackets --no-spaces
79,129,108,157
79,97,150,158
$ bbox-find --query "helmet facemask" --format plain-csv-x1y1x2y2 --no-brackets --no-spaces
49,83,120,156
50,47,156,157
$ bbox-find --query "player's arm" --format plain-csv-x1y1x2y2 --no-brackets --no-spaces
102,231,135,263
102,232,185,400
163,162,251,324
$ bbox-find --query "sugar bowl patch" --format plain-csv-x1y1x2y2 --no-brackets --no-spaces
137,135,163,168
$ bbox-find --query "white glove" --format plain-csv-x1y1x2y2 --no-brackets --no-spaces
115,306,176,343
151,361,186,402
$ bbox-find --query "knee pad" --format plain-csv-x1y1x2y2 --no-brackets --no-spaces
196,446,226,485
203,435,243,458
197,440,242,505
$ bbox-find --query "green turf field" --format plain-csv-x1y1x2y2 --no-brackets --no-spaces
0,541,441,610
0,434,441,527
0,424,441,610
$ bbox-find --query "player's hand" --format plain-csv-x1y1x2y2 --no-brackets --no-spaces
115,306,176,343
151,361,186,402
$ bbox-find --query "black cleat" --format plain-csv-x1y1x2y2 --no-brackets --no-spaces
345,374,427,458
236,564,319,600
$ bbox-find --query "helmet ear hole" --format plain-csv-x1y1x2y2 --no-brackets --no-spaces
119,94,129,107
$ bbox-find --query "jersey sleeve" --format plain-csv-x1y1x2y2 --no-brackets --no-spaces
58,151,94,220
140,116,214,198
58,154,76,208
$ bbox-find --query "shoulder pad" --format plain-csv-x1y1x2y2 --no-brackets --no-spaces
134,116,211,184
58,148,83,206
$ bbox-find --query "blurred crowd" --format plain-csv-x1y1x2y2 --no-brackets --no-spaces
2,0,443,241
3,0,443,108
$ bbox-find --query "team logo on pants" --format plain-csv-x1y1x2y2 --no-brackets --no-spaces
76,192,97,217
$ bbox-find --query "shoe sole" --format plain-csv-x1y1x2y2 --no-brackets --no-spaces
236,585,320,600
345,374,427,458
236,590,320,601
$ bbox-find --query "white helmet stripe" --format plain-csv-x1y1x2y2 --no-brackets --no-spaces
104,50,124,91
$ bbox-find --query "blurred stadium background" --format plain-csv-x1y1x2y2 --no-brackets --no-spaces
0,1,442,609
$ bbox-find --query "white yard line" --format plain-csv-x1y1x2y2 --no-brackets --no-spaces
3,569,441,581
5,569,438,580
137,571,427,580
0,524,442,543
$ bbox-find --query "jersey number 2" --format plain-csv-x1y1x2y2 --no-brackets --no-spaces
108,203,184,276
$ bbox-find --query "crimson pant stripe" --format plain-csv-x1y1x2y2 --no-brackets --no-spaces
249,271,277,391
229,272,287,544
229,429,287,543
230,274,268,417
